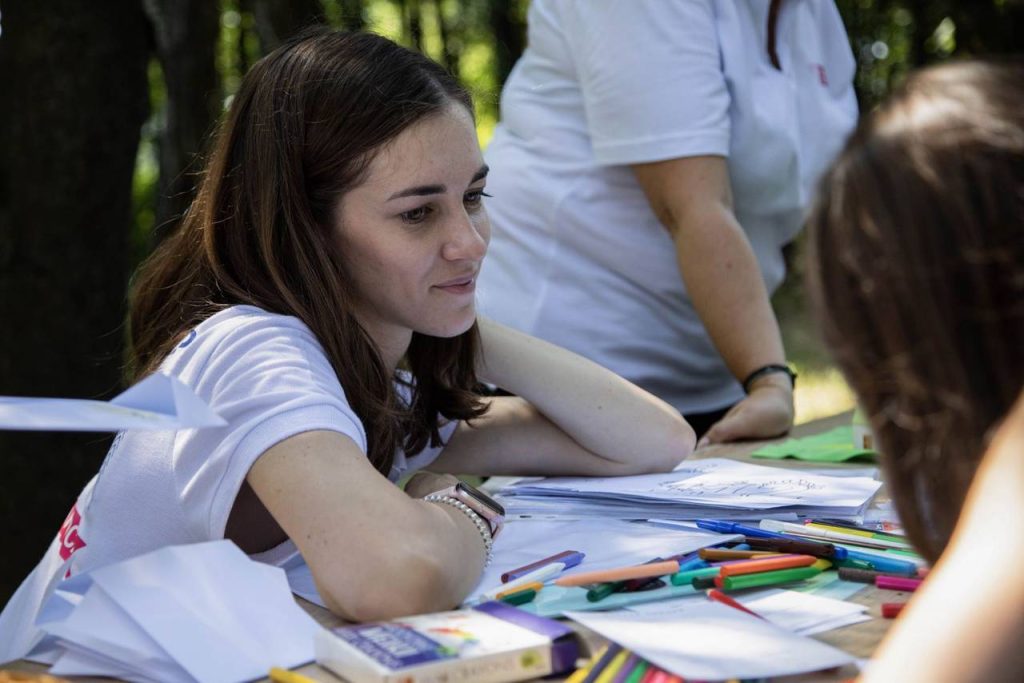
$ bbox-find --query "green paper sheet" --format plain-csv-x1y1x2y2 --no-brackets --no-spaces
751,425,876,462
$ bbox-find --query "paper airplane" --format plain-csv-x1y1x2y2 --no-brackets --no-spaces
0,373,227,432
30,541,321,683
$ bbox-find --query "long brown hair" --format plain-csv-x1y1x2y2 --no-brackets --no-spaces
807,59,1024,563
127,29,488,476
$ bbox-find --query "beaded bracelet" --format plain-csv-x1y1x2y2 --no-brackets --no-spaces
424,494,494,567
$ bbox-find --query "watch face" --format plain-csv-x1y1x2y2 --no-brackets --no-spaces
456,481,505,516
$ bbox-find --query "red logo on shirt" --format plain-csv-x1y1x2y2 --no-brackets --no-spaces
815,64,829,87
58,502,86,562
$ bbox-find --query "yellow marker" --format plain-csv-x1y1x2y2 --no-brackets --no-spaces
495,581,544,599
595,648,631,683
565,644,608,683
269,666,318,683
806,522,875,538
811,559,833,571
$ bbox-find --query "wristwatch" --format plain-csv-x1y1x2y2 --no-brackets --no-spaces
434,481,505,538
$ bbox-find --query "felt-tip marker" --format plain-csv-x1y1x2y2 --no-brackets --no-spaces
696,519,848,560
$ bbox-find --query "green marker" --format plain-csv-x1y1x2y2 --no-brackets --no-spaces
720,566,822,591
624,660,649,683
670,566,720,586
586,581,626,603
499,588,537,606
834,557,875,571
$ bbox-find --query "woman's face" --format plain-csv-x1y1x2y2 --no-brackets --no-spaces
332,103,490,364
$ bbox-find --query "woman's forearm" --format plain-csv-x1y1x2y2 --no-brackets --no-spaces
475,318,694,468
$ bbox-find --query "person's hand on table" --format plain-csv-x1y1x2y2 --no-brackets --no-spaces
698,374,794,447
403,471,462,499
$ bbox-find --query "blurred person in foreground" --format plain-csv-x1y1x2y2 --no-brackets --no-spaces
808,58,1024,682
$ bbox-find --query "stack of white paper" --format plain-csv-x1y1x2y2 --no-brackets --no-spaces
31,541,322,683
566,603,856,680
496,458,881,521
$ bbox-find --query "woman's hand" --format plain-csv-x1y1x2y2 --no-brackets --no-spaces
403,471,461,499
699,374,794,446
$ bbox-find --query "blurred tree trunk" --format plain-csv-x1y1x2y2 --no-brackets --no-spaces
0,0,150,603
951,1,1024,56
336,0,367,32
398,0,425,52
252,0,327,53
489,0,526,87
432,0,460,75
143,0,221,242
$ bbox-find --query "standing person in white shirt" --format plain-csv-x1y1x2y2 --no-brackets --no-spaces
0,28,693,662
478,0,858,441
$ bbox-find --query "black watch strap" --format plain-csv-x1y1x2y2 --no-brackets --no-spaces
742,364,797,393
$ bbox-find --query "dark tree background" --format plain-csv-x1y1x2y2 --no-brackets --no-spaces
1,0,1021,604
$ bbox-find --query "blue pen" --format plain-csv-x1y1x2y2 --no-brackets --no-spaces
695,519,849,560
676,557,710,572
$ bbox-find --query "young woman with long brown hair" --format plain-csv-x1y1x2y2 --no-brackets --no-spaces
0,29,694,660
808,58,1024,681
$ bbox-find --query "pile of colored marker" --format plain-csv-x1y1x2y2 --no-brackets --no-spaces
565,642,759,683
695,518,924,577
484,550,586,605
487,517,924,609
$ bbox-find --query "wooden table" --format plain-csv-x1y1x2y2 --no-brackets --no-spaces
4,412,901,682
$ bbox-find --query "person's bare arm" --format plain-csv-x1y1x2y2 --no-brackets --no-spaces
631,155,793,443
860,395,1024,682
245,430,487,622
432,318,694,476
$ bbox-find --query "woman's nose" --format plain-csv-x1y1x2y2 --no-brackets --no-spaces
442,213,488,262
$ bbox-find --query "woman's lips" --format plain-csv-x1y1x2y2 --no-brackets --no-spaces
435,276,476,295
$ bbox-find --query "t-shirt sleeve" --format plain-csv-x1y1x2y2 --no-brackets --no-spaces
168,313,367,540
562,0,731,165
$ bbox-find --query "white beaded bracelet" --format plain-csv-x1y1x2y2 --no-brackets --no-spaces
424,494,494,567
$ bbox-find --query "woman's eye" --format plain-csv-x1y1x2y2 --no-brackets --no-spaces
400,206,432,224
464,190,492,208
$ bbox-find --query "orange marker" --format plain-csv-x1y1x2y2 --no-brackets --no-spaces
718,554,817,577
554,560,680,587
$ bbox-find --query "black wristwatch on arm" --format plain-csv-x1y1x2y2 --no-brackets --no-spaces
742,363,797,394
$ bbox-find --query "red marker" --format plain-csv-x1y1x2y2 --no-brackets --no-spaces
882,602,906,618
706,588,766,620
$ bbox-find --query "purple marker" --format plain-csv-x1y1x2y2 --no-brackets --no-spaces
501,550,585,583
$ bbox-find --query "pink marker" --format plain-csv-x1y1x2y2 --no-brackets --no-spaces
876,575,922,592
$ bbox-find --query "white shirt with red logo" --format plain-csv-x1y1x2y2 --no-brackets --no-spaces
0,305,454,661
478,0,858,414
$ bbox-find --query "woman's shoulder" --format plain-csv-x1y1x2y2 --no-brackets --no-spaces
170,305,324,361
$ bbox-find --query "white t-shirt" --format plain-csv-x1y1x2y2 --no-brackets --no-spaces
478,0,858,414
0,305,455,661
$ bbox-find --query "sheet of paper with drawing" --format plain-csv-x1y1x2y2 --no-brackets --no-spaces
496,458,882,520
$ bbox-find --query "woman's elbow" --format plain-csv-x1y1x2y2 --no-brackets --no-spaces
632,416,696,474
